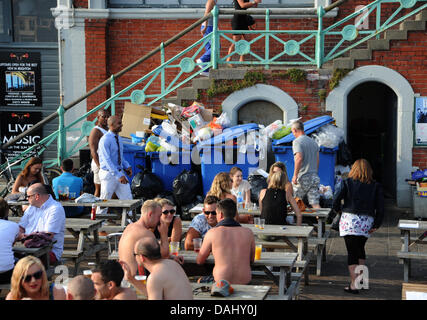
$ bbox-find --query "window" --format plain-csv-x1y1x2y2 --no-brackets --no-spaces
0,0,57,43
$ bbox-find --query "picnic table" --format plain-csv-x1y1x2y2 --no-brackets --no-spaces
397,219,427,282
8,199,143,227
13,242,54,278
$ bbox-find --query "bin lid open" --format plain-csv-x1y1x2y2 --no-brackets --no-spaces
272,115,334,145
196,123,259,148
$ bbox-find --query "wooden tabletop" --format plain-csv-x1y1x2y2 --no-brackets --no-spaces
8,216,104,231
189,203,261,216
289,208,331,218
8,199,142,209
13,243,53,257
399,219,427,230
191,283,271,300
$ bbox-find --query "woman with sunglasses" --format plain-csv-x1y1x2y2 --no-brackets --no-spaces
153,198,182,243
6,256,65,300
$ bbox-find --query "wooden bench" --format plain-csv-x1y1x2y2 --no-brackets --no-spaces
265,280,299,300
0,283,11,295
61,250,84,276
397,251,427,282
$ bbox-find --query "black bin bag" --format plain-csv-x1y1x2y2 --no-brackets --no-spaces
131,168,164,200
173,169,201,206
248,174,268,204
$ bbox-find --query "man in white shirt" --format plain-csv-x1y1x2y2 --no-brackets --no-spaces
18,183,66,264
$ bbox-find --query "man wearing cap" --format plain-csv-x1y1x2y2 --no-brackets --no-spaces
97,115,132,214
196,198,255,284
121,237,193,300
291,120,321,209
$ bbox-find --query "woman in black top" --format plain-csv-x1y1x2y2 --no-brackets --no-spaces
227,0,260,64
259,171,302,226
332,158,384,294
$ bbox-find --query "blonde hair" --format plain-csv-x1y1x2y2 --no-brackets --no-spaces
268,171,288,190
348,158,374,184
141,200,161,215
154,198,174,208
207,172,232,200
9,256,49,300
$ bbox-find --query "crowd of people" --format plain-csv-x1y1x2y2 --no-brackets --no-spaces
0,117,385,300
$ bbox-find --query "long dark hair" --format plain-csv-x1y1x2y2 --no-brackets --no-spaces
19,157,43,182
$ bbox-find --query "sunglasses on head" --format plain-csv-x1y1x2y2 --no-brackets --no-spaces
162,209,176,215
23,270,43,283
204,210,217,216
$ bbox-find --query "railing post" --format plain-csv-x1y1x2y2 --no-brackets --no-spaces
110,75,115,115
57,104,66,166
212,5,219,69
265,9,270,70
315,6,325,68
161,42,165,95
376,1,381,40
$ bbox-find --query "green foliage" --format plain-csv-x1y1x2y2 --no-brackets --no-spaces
286,68,307,83
318,89,327,102
207,71,267,98
329,68,351,90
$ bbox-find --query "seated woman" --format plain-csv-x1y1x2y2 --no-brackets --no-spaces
259,171,302,226
207,172,253,223
229,166,251,206
12,157,44,194
6,256,65,300
206,172,237,202
267,161,294,196
153,198,182,243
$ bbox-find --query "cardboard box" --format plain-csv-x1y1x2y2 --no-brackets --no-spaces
121,102,152,138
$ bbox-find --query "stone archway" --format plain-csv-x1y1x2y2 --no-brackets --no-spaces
326,65,414,207
221,84,299,126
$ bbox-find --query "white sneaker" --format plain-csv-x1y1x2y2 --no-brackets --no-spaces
196,58,203,69
200,71,209,77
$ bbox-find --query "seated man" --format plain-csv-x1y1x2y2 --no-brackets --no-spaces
52,158,84,217
184,195,219,251
91,260,137,300
66,275,96,300
197,198,255,285
121,237,193,300
118,200,180,279
18,183,66,264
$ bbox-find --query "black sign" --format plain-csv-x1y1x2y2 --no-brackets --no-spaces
1,111,42,162
0,51,42,106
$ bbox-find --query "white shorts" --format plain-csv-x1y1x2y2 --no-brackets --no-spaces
91,159,101,184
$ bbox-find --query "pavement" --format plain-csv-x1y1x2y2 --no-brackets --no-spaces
296,199,427,300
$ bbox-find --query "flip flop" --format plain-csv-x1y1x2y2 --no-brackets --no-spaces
344,283,359,294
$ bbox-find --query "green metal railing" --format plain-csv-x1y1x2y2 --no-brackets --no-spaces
1,0,425,170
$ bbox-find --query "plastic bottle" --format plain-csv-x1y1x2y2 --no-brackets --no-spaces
91,204,96,220
237,191,243,210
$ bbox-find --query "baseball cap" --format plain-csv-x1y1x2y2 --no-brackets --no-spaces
211,279,234,297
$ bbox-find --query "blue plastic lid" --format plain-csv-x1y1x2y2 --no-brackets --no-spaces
272,116,334,145
197,123,259,148
123,142,146,152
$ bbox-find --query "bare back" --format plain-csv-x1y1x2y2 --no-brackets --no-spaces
147,259,193,300
118,222,157,277
203,226,255,284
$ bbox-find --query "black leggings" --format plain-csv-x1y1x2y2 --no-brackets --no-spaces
344,235,368,266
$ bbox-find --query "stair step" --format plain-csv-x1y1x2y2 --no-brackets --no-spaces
385,29,408,40
210,68,247,80
400,20,426,31
177,87,198,100
415,10,427,22
333,57,354,70
367,39,390,51
162,96,180,105
350,49,371,60
192,78,211,90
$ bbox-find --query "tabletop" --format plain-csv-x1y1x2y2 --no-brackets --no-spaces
399,219,427,230
8,216,104,231
189,203,261,216
191,283,271,300
8,199,142,209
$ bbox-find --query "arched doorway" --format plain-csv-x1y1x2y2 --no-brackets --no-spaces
326,65,414,207
237,100,283,126
347,81,397,199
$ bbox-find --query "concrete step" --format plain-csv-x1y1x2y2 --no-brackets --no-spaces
192,77,211,90
400,20,426,31
367,39,390,51
415,10,427,22
177,87,198,101
210,68,247,80
350,48,372,60
385,29,408,40
333,57,354,70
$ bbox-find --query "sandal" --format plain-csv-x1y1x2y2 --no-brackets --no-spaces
344,283,359,294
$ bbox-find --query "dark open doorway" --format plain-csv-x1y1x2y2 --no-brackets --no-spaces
347,81,397,199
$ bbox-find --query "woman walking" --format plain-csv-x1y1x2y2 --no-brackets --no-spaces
332,159,384,294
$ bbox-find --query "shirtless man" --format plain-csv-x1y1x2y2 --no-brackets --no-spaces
197,198,255,284
88,109,110,197
66,275,95,300
118,200,175,278
91,260,137,300
122,238,193,300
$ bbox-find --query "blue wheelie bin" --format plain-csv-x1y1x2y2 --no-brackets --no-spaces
196,124,261,195
123,142,148,183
